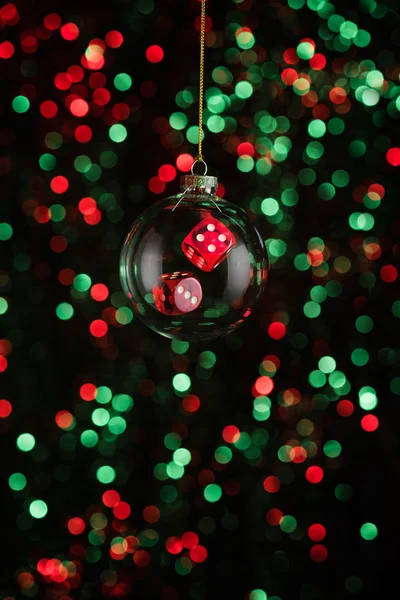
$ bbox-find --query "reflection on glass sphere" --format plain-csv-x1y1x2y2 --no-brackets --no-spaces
120,176,268,341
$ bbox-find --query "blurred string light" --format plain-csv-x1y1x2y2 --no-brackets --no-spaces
0,0,397,597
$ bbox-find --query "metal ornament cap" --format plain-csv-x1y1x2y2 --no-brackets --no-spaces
180,175,218,195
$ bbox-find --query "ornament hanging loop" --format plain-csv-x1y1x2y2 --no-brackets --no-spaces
191,158,208,176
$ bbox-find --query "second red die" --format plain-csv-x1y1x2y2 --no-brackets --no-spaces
153,272,203,315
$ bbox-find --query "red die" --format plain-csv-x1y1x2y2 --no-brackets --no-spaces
153,272,202,315
181,217,236,272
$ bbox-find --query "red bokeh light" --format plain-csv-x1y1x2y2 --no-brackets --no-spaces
54,73,71,90
176,153,194,172
310,53,326,70
89,320,108,338
75,125,92,143
361,414,379,432
37,558,50,575
50,176,69,194
70,99,89,117
146,45,164,63
143,505,160,523
67,517,85,535
93,88,110,106
58,268,75,286
60,23,79,41
102,490,120,507
222,425,240,443
91,284,108,302
40,100,58,119
182,532,199,549
306,466,324,484
368,183,385,199
44,13,61,30
55,410,74,429
34,206,51,224
329,87,347,104
80,383,97,401
166,537,183,555
0,356,8,372
113,502,131,520
380,265,398,283
268,322,286,340
78,197,97,215
190,545,208,563
106,31,124,48
17,572,34,589
50,235,67,253
1,3,19,25
281,68,298,86
254,376,274,396
84,209,101,226
386,148,400,166
337,399,354,417
313,104,330,120
112,103,130,120
237,142,255,157
67,65,84,82
263,476,280,493
148,176,166,194
303,92,318,110
283,48,299,64
133,550,150,566
307,249,324,266
182,394,200,412
21,35,38,54
0,339,12,356
0,41,15,59
158,164,176,182
266,508,283,525
290,446,307,463
0,399,12,418
308,524,326,541
89,73,106,89
310,544,328,562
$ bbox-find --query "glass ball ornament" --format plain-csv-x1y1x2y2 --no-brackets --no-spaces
120,174,268,341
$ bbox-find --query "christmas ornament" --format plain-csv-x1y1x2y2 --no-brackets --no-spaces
120,0,268,341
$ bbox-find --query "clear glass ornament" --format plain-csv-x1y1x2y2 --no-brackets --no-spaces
120,174,268,341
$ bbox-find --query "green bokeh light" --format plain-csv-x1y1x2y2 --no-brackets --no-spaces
109,124,127,143
308,119,326,138
29,499,48,519
12,95,30,113
16,433,36,452
360,523,378,540
204,483,222,502
172,373,191,393
0,223,13,241
56,303,74,321
9,473,27,491
96,465,116,484
114,73,132,91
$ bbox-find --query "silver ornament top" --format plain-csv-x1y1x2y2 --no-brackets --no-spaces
180,175,218,195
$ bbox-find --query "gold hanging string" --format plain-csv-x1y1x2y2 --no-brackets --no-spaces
196,0,206,163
